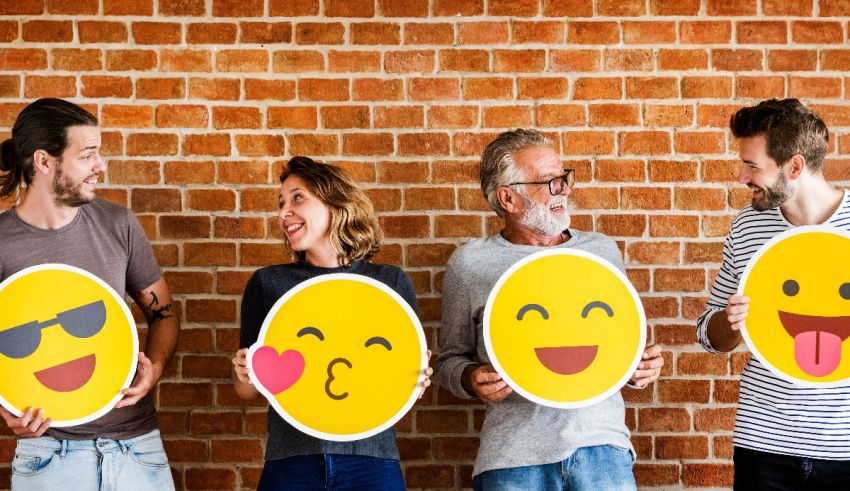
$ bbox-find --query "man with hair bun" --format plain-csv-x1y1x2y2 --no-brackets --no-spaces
697,98,850,489
0,98,178,490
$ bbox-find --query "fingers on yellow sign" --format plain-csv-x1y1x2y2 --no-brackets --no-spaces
0,264,137,426
248,274,427,441
485,249,646,409
740,226,850,387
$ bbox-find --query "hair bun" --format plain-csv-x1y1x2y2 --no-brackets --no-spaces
0,138,17,172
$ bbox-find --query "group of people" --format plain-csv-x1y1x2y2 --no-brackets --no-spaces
0,97,846,490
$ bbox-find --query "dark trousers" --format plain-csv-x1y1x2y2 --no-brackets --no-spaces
734,446,850,491
257,454,405,491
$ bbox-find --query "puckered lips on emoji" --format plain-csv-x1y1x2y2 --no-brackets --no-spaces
779,311,850,377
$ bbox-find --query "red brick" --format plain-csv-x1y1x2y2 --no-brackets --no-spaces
790,77,842,99
160,216,211,239
328,50,381,73
405,465,455,489
0,49,47,70
409,77,460,101
108,160,160,184
78,21,127,43
343,133,394,156
353,78,403,101
161,49,211,72
385,50,435,74
518,77,569,100
185,468,236,490
638,407,691,431
606,49,653,71
102,105,153,128
659,49,708,70
183,134,231,156
428,106,479,129
159,0,206,15
821,0,850,15
156,105,208,128
573,77,621,100
288,134,338,155
351,22,400,45
212,0,262,16
634,464,680,487
0,75,20,98
270,0,319,15
404,23,452,45
216,49,268,72
268,106,318,129
462,77,512,100
273,50,324,73
656,436,708,459
550,49,601,72
675,187,726,210
434,0,485,15
494,49,545,73
621,187,671,210
768,49,818,71
482,106,532,128
597,214,646,237
440,49,489,72
131,188,182,213
299,78,349,101
675,131,725,155
650,0,700,14
24,76,75,98
213,107,262,129
81,76,132,98
764,0,813,15
684,463,734,488
236,135,284,157
375,106,424,128
513,21,565,44
623,21,676,43
104,0,152,15
379,0,428,16
295,22,344,45
708,0,756,15
736,21,787,44
325,0,375,16
488,0,537,15
681,21,732,44
23,20,72,42
563,131,614,155
570,187,619,210
626,77,678,99
240,22,292,44
133,22,182,45
569,22,619,44
590,104,640,127
186,23,236,45
399,133,450,156
126,133,178,157
459,21,509,45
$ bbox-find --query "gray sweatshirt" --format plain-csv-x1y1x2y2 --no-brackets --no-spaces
435,230,635,476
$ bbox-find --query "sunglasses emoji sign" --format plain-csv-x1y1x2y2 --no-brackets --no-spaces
485,249,646,409
0,264,137,426
248,274,426,441
740,226,850,387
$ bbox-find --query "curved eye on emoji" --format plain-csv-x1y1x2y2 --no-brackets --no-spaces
248,274,426,441
484,249,646,409
741,226,850,386
0,264,138,426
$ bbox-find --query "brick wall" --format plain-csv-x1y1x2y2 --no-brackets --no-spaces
2,0,850,489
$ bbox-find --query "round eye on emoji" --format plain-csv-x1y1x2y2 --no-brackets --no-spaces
783,279,800,296
740,226,850,386
484,249,646,409
840,283,850,300
0,264,137,426
248,273,426,441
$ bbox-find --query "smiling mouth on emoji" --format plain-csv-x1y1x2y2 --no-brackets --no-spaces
33,353,96,392
779,311,850,377
534,346,598,375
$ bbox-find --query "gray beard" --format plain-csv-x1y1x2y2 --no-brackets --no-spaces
518,191,571,237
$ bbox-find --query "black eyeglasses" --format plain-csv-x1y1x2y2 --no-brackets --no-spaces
0,301,106,359
506,169,576,196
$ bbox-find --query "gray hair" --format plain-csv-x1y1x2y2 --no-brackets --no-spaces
480,129,553,218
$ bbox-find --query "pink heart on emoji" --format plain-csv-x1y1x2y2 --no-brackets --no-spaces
252,346,305,395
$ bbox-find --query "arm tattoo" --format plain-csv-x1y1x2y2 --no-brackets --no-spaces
142,290,173,324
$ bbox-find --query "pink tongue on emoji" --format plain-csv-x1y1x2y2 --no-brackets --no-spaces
34,353,96,392
779,311,850,377
794,331,842,377
251,346,305,395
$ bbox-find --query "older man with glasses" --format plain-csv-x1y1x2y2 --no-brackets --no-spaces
436,129,663,490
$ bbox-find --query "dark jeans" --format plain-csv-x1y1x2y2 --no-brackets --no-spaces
734,446,850,491
257,454,405,491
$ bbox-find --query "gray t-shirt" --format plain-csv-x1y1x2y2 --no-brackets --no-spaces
435,230,634,476
0,198,162,440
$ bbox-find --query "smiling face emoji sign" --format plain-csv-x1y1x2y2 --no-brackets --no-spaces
0,264,137,426
248,273,426,441
484,249,646,409
740,226,850,387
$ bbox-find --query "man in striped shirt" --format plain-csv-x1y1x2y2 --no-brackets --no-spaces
697,98,850,489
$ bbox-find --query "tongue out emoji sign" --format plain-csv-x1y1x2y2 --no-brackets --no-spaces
247,274,427,442
740,226,850,387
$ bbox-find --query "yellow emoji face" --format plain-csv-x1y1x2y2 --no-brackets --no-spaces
248,273,426,441
485,249,646,408
0,264,137,426
740,226,850,386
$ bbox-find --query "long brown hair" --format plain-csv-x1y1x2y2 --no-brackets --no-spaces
280,156,382,265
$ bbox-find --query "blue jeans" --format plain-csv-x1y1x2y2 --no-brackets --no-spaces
11,429,174,491
473,444,636,491
734,446,850,490
258,454,405,491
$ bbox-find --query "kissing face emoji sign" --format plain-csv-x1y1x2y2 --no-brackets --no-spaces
248,273,426,441
485,249,646,409
740,226,850,387
0,264,137,426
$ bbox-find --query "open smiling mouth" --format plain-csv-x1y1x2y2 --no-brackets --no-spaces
33,354,96,392
534,346,598,375
779,311,850,377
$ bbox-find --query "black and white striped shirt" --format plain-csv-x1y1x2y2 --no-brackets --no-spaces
696,190,850,459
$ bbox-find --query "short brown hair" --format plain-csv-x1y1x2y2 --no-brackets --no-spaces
279,156,382,265
730,98,828,172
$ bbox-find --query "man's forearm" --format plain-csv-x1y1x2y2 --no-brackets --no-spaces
144,316,178,382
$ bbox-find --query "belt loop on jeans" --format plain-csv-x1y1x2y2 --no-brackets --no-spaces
59,439,68,457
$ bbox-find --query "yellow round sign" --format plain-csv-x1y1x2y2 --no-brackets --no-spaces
0,264,137,426
485,249,646,408
740,226,850,386
248,274,426,441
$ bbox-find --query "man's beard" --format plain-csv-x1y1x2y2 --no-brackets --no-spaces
751,171,792,211
517,188,571,237
52,160,95,207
